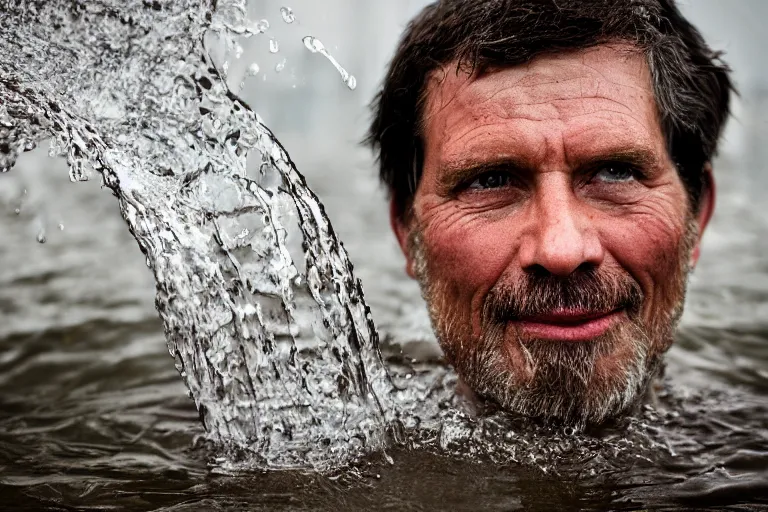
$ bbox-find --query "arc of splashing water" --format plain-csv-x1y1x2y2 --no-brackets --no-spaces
0,0,396,471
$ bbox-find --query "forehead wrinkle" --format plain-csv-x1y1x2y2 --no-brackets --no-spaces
468,53,653,119
440,78,653,138
439,122,548,172
439,106,654,169
422,42,652,126
443,118,532,153
423,45,663,176
561,103,663,166
580,62,654,94
560,106,658,144
489,79,646,117
494,50,649,90
422,67,474,136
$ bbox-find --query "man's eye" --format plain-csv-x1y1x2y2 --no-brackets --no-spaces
593,165,636,183
468,171,512,190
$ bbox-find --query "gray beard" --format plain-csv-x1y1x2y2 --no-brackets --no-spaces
454,318,662,426
410,218,696,427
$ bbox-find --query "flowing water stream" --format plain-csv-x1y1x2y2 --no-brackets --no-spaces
0,0,766,510
1,0,399,471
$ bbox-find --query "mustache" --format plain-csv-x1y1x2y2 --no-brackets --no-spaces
483,266,644,324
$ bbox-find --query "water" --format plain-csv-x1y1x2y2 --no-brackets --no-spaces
0,0,394,471
1,0,767,510
280,7,296,24
301,36,357,90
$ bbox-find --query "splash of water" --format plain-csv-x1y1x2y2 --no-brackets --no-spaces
0,0,394,470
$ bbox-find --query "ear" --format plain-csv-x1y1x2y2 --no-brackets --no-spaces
390,198,417,279
690,163,716,268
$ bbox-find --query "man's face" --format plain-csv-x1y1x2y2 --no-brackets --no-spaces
392,45,714,425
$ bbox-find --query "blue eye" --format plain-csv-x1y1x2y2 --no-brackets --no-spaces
468,172,512,190
594,165,635,183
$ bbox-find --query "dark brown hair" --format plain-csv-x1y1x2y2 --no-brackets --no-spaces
367,0,733,220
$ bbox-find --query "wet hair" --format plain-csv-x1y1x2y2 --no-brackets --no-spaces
367,0,733,220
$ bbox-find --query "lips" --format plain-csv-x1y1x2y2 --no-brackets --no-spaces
512,308,625,342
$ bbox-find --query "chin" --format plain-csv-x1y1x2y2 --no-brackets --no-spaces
452,321,665,426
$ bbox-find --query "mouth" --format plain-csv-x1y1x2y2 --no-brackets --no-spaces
511,308,625,342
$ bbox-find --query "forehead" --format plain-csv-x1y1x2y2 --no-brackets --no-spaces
421,44,663,169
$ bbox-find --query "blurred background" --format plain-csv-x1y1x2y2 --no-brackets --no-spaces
2,0,766,344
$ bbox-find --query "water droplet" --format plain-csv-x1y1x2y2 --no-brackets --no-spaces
275,58,286,73
36,229,47,244
58,223,64,231
69,162,88,182
302,36,324,53
280,6,295,23
269,38,279,53
302,36,356,91
256,19,269,33
247,63,260,76
14,208,20,215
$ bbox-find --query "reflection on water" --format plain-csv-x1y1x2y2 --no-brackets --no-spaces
1,0,767,510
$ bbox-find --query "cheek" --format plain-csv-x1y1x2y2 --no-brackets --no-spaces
420,204,518,317
599,209,687,306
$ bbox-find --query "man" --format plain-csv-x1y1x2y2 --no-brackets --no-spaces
367,0,733,426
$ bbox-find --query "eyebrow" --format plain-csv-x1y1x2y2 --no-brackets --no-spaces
436,158,532,193
436,146,660,192
577,147,659,170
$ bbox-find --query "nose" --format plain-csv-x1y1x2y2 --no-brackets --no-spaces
519,174,604,277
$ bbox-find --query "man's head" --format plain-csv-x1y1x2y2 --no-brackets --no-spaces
367,0,733,425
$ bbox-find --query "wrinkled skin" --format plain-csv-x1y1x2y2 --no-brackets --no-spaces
391,44,715,424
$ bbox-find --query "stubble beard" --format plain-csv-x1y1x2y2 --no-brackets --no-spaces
410,218,699,427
